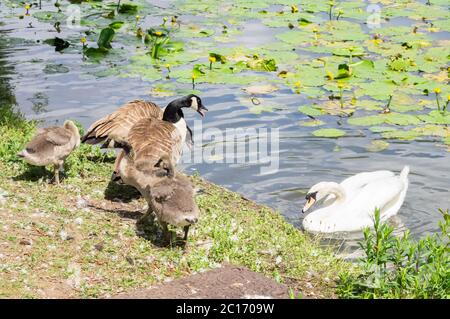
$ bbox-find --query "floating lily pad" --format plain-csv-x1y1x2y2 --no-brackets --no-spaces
332,47,365,57
369,126,398,133
312,128,346,138
418,111,450,124
299,119,325,127
239,97,284,114
367,140,390,152
381,130,420,141
44,37,70,52
43,64,70,74
348,113,421,126
298,105,323,117
242,84,278,95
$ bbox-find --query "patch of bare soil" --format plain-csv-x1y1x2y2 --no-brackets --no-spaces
112,264,292,299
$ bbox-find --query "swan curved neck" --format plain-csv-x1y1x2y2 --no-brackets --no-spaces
323,182,346,203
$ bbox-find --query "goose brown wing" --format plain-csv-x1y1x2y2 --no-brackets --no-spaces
81,100,163,145
127,118,182,170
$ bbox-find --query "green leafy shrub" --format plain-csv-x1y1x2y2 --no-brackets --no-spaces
0,106,35,163
337,209,450,299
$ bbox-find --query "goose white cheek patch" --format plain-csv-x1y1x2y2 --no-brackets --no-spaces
190,97,198,111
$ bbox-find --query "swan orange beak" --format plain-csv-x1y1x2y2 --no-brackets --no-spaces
302,197,316,214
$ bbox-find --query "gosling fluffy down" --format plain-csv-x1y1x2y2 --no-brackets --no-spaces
17,120,80,184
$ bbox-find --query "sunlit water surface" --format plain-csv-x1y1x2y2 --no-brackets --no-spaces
0,1,448,257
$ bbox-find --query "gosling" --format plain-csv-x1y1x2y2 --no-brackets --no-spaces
113,150,200,243
17,120,80,184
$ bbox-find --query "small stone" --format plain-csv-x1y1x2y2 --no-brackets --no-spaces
75,197,88,209
275,256,282,265
20,239,32,245
59,230,73,241
74,217,83,225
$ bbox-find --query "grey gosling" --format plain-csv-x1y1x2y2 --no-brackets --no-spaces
111,118,200,243
17,120,80,184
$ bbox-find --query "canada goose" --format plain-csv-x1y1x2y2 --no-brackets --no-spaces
301,167,409,233
17,120,80,184
113,145,199,243
109,116,183,192
81,94,207,148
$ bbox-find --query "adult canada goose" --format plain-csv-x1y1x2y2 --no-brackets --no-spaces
112,138,199,243
81,94,207,148
17,120,80,184
301,166,409,233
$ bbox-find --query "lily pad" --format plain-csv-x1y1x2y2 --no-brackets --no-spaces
298,105,323,117
312,128,346,138
242,84,278,95
367,140,390,152
418,111,450,124
43,64,70,74
299,119,325,127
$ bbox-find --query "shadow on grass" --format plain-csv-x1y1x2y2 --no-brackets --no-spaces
103,179,141,202
136,213,187,249
13,165,52,182
85,154,117,164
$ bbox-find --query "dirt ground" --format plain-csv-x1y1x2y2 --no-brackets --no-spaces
112,264,293,299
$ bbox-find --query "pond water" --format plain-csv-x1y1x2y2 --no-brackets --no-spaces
0,0,449,254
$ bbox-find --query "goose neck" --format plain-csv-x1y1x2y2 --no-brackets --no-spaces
163,101,184,123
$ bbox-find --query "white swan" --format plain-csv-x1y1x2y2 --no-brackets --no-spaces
301,166,409,233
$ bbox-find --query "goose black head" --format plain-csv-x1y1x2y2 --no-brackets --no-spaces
185,94,208,117
166,95,208,117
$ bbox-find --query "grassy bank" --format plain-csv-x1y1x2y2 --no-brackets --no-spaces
0,110,350,298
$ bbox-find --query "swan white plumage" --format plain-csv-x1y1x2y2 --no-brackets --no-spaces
301,166,409,233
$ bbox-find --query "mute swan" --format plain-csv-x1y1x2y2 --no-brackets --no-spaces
302,166,409,233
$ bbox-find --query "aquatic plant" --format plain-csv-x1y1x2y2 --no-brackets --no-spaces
337,82,344,108
434,87,441,112
165,63,171,79
25,3,30,16
336,8,344,21
291,4,298,14
337,209,450,299
328,1,335,21
3,0,450,147
147,28,170,59
208,55,216,70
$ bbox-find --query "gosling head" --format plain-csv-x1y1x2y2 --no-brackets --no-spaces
63,120,81,146
145,174,200,228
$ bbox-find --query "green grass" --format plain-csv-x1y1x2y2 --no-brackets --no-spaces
337,209,450,299
0,115,350,298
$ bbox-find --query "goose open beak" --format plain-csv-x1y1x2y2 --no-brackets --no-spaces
197,104,208,117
